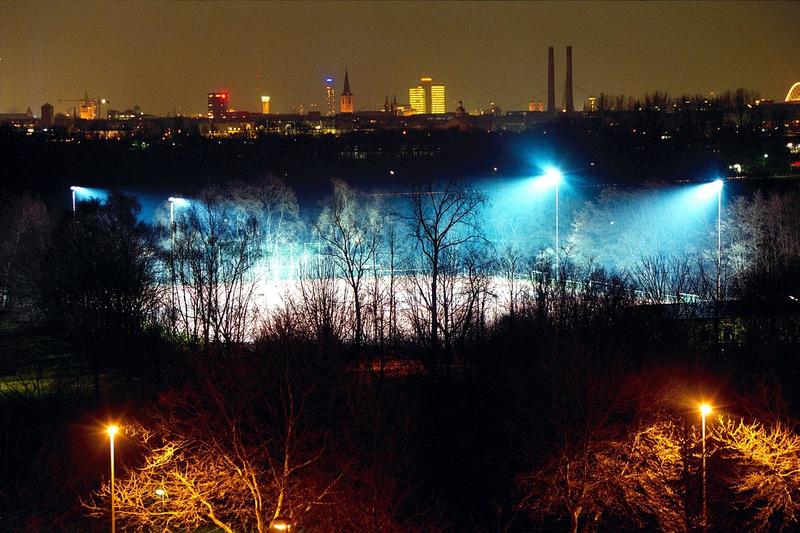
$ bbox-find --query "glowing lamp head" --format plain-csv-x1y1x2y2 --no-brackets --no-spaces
155,488,167,497
270,518,291,531
712,178,723,191
107,424,119,437
541,166,563,187
324,76,334,84
168,196,189,207
699,403,712,417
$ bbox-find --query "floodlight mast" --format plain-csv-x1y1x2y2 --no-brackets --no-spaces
716,180,722,301
541,167,563,282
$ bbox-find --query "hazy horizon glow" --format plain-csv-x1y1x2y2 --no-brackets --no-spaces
1,1,797,116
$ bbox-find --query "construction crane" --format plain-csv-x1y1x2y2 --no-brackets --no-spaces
58,90,110,119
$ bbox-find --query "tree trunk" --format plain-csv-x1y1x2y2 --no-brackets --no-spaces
430,253,438,351
570,506,582,533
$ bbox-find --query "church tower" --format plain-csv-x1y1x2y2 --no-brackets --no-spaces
340,69,354,114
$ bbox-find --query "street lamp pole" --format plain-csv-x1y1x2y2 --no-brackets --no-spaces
716,185,721,302
107,425,119,533
700,404,711,532
555,180,560,283
70,186,77,223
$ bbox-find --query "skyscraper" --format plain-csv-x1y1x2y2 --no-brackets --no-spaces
409,77,446,114
324,76,336,116
409,86,425,115
207,92,228,119
261,96,271,114
340,69,354,114
430,84,446,114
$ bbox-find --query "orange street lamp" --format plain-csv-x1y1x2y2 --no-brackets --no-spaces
270,517,292,531
699,404,712,531
107,425,119,533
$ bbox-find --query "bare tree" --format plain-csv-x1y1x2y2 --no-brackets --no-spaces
315,179,382,347
716,417,800,530
226,176,302,282
403,180,486,353
0,195,49,316
520,418,693,533
171,190,261,353
85,351,346,532
631,254,693,304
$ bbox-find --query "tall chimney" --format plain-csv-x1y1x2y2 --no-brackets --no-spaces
565,45,574,117
547,46,555,118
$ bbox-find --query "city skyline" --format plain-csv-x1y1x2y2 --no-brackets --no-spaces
1,1,798,115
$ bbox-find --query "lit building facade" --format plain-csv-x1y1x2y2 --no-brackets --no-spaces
431,84,445,114
325,77,336,116
528,100,545,112
409,77,446,114
79,101,97,120
409,86,425,115
340,69,353,114
207,92,229,119
261,96,271,114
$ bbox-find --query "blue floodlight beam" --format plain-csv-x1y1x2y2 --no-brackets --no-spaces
682,178,724,298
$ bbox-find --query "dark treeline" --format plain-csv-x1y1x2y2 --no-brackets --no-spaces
1,172,800,532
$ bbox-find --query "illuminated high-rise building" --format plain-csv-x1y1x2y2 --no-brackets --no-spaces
409,86,425,115
340,69,354,114
261,96,271,114
324,76,336,116
409,77,446,114
430,84,445,114
207,91,228,119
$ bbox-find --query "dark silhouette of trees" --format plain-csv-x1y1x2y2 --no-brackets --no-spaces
37,192,162,398
0,195,50,317
170,190,261,353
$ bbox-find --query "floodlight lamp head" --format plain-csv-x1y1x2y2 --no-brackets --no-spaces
542,166,563,187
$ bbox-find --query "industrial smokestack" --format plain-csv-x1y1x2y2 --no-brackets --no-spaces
547,46,555,118
565,45,574,117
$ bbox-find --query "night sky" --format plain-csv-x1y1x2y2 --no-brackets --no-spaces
1,0,798,116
